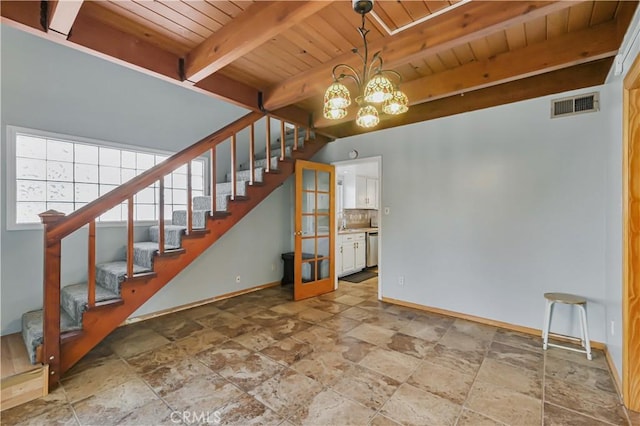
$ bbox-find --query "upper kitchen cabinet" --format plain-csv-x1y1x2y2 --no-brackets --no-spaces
344,174,378,209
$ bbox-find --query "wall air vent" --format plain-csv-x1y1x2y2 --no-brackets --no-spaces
551,92,599,118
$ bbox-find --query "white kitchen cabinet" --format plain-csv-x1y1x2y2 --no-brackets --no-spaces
338,232,366,277
343,174,378,209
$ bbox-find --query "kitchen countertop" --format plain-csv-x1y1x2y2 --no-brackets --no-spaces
338,227,378,235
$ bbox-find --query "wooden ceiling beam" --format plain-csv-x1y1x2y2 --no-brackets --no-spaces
48,0,84,37
320,58,614,139
184,1,334,83
314,19,621,128
262,0,582,111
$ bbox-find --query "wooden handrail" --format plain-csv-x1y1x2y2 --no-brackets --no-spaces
44,111,263,243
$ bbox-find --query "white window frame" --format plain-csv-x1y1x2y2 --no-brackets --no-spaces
6,125,208,231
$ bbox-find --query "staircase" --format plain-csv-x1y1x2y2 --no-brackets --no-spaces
20,112,329,390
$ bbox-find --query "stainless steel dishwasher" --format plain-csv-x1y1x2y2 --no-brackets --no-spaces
366,231,378,267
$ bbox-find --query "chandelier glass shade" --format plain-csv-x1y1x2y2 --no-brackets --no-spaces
356,105,380,128
383,90,409,115
323,2,408,127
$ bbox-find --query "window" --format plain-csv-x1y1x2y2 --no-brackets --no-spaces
7,126,206,229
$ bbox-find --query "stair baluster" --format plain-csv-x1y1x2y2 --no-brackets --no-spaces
127,196,134,279
265,118,271,173
88,220,96,308
159,179,165,255
231,134,237,200
187,161,193,234
294,126,299,151
249,123,255,186
280,120,286,161
210,147,217,214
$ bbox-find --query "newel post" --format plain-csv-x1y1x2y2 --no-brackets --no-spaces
39,209,66,386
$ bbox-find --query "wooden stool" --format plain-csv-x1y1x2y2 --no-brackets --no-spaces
542,292,592,360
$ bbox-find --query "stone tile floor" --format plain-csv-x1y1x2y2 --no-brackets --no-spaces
1,278,635,425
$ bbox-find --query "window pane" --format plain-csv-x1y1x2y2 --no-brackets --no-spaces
163,187,173,204
17,158,46,179
137,152,155,170
16,135,46,159
192,160,204,176
99,166,121,185
156,155,169,164
173,189,187,205
75,164,98,183
121,168,136,183
173,173,187,189
17,180,46,201
47,161,73,182
16,201,46,223
99,147,120,167
175,164,187,174
47,182,73,202
47,139,73,162
75,183,98,202
100,204,123,221
122,151,136,169
192,174,203,190
136,204,156,221
100,184,117,196
136,187,155,204
75,144,98,165
47,202,74,215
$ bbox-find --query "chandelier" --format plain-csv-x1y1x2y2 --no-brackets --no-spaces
323,0,408,128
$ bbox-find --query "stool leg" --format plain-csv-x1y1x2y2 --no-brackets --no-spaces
543,300,553,350
578,303,592,360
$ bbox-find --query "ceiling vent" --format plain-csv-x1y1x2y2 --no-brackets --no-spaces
551,92,599,118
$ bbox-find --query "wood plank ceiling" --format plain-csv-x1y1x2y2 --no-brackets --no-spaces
1,0,637,138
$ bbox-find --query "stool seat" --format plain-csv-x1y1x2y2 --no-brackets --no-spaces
544,292,586,305
542,291,592,360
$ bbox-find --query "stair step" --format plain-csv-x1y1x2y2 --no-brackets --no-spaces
61,282,121,324
224,167,264,184
171,210,209,230
149,224,186,247
133,241,181,269
215,181,247,197
22,309,81,364
255,147,292,162
96,261,152,294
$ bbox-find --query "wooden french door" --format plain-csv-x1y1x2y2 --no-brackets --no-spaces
623,53,640,411
294,160,335,301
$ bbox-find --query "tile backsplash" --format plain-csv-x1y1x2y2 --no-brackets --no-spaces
340,209,378,229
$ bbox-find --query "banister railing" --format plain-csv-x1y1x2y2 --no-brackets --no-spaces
38,110,314,385
44,111,263,243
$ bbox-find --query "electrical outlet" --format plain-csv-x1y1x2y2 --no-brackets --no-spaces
610,320,615,336
235,275,241,284
398,276,404,286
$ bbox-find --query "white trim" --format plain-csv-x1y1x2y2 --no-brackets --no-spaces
332,155,383,299
370,0,471,37
6,125,208,231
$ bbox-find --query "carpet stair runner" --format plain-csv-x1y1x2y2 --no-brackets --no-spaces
21,133,305,364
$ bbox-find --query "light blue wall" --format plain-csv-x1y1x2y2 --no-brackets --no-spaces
0,24,293,334
315,85,614,344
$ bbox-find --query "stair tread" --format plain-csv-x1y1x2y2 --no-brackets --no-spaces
133,241,180,251
22,309,81,364
96,261,152,274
